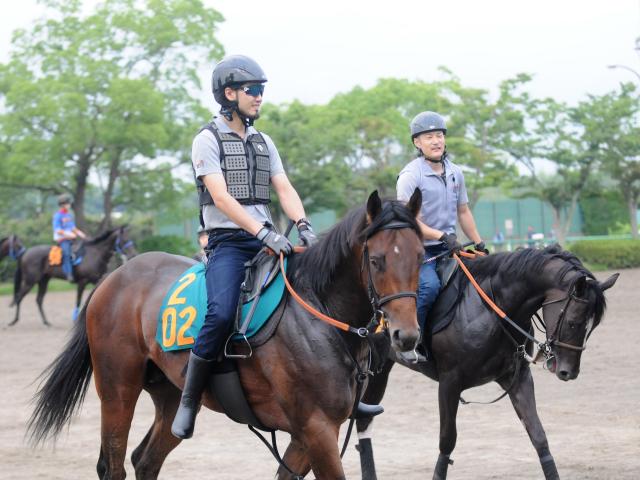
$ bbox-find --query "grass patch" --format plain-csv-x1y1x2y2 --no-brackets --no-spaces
0,279,77,296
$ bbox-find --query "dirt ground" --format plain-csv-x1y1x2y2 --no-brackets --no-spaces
1,268,638,479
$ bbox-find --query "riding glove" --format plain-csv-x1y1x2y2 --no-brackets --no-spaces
439,232,462,254
256,227,293,255
474,241,490,255
296,218,318,247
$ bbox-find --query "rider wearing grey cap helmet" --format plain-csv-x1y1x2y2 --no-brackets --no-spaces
396,111,485,363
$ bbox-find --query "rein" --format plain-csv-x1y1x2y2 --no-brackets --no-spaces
6,236,26,260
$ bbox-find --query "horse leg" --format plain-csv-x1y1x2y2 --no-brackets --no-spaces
131,382,182,480
292,414,344,479
355,358,395,480
35,276,52,326
433,376,462,480
94,356,144,480
8,279,35,326
275,438,312,480
74,281,88,321
498,366,560,480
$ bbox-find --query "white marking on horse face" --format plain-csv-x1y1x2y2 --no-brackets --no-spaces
394,245,400,255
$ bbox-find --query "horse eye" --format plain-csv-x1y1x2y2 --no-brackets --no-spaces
370,256,384,270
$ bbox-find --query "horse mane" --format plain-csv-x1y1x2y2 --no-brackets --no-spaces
467,244,606,325
85,228,119,245
291,199,420,295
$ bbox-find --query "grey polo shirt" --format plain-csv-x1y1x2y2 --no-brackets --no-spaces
192,117,285,230
397,156,469,246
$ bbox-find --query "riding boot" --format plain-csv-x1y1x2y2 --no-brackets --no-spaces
171,351,213,439
352,401,384,419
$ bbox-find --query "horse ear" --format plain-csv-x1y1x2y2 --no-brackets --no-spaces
406,188,422,218
598,273,619,292
366,190,382,223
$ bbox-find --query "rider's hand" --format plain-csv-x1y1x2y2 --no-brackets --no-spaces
439,232,462,254
474,241,490,255
296,218,318,247
256,227,293,255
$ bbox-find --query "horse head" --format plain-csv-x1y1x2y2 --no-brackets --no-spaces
113,225,138,260
361,189,424,353
541,257,618,381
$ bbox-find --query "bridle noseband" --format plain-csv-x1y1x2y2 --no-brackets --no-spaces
362,221,418,331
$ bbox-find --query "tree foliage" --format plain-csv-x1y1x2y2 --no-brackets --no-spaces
0,0,224,229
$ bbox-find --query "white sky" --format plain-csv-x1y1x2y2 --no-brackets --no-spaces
1,0,639,108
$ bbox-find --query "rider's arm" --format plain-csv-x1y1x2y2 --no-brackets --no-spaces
72,227,87,239
201,173,264,236
457,204,482,244
271,173,306,223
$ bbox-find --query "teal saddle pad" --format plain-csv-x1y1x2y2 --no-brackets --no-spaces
156,260,287,352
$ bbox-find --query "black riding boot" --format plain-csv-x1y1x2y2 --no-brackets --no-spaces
171,351,212,439
353,401,384,419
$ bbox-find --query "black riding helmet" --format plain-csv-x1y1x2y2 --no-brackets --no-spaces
211,55,267,125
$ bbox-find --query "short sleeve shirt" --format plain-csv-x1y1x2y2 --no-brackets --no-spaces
192,117,286,230
396,156,469,245
52,209,76,241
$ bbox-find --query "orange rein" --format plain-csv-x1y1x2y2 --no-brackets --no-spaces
277,251,358,333
452,250,508,318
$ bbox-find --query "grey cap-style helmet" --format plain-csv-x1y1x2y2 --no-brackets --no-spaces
211,55,268,107
57,193,72,205
410,111,447,139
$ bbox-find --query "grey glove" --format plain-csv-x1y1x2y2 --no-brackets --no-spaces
296,218,318,247
439,232,462,254
256,227,293,255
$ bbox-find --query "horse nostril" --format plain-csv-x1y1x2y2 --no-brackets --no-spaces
391,329,401,342
559,370,570,380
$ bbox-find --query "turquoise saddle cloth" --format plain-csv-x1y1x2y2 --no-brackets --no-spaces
156,259,287,352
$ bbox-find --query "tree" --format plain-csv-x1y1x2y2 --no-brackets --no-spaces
598,83,640,238
0,0,224,229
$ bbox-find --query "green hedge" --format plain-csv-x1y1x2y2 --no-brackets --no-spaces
569,239,640,269
139,235,196,258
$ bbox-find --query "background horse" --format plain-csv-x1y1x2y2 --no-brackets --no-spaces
0,234,26,262
28,191,424,480
355,245,618,480
9,226,136,327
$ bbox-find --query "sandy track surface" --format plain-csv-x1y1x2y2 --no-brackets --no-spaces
1,268,638,479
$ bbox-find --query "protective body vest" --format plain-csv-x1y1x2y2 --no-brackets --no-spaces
195,122,271,206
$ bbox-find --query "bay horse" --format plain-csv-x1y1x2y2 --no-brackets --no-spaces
354,245,618,480
28,190,425,479
9,226,137,327
0,234,26,262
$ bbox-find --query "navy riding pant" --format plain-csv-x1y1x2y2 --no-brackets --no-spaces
59,240,73,278
192,229,262,360
417,244,448,333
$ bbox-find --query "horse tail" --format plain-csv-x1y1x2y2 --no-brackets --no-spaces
27,287,97,445
10,258,22,307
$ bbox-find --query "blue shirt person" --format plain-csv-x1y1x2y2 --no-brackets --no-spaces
396,111,485,362
52,194,87,281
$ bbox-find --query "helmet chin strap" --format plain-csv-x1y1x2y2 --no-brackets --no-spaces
424,150,448,164
219,104,258,127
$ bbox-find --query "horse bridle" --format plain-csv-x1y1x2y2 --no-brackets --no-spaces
541,277,591,352
6,235,26,260
114,230,134,258
362,221,418,331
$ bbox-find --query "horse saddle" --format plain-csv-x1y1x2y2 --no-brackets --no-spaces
426,257,462,336
48,246,63,266
155,254,288,354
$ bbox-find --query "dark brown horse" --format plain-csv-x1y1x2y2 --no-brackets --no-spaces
10,226,137,326
0,234,26,262
28,191,425,479
354,246,618,480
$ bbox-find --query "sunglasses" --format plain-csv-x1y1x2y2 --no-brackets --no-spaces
240,84,265,97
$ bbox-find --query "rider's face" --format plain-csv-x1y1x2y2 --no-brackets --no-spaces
413,131,445,161
224,83,263,119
